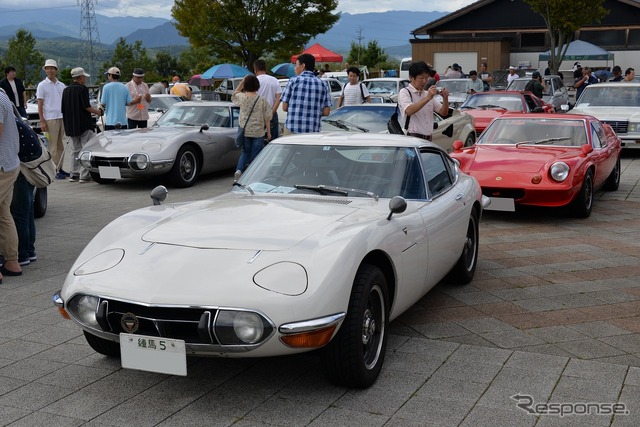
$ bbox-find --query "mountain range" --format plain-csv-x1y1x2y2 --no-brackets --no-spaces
0,8,447,60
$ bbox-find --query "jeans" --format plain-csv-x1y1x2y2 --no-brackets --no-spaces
104,124,128,131
10,173,35,260
269,112,279,141
236,135,265,172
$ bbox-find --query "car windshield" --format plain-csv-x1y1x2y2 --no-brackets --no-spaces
436,80,469,93
321,106,395,133
156,104,237,127
507,79,554,96
365,81,398,94
575,86,640,107
478,118,588,146
461,93,524,111
148,96,182,112
235,144,427,199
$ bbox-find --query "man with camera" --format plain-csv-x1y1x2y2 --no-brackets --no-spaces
397,61,449,141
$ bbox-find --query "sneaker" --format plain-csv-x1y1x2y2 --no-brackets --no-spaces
234,170,242,181
55,172,67,180
59,169,70,177
69,176,79,182
18,258,30,266
27,254,37,262
79,178,91,183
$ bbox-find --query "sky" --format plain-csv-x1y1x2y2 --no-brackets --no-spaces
2,0,478,19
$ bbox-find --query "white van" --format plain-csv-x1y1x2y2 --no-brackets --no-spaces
399,57,412,80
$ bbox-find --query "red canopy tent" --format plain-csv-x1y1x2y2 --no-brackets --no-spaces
290,43,343,63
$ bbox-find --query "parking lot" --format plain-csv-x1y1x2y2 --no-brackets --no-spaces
1,150,639,426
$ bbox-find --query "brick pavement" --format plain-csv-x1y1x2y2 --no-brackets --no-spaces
0,151,639,426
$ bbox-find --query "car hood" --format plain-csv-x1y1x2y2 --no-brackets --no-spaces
571,106,640,121
464,109,505,129
466,145,578,173
85,126,196,154
142,195,369,250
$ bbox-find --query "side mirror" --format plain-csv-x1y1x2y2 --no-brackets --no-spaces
561,104,570,112
200,124,209,132
581,144,593,155
386,196,407,220
150,185,168,205
452,140,464,151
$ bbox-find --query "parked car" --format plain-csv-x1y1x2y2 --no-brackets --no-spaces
323,71,349,85
435,78,472,108
78,101,240,187
459,90,556,136
321,77,344,96
148,94,183,127
53,132,489,388
491,68,539,91
362,78,410,102
214,77,244,101
506,75,569,111
569,82,640,149
450,113,621,217
320,103,477,149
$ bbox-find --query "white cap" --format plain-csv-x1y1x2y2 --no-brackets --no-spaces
508,66,516,70
105,66,121,76
43,59,58,69
71,67,90,78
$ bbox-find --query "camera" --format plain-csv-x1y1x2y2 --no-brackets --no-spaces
436,87,443,94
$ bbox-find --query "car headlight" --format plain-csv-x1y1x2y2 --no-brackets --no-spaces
74,249,125,276
128,153,150,171
253,262,308,296
628,122,640,133
67,295,100,328
550,162,570,182
214,310,273,345
79,150,92,168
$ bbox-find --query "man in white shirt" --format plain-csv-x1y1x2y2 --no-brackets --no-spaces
337,66,370,107
506,66,519,85
36,59,67,179
254,59,282,141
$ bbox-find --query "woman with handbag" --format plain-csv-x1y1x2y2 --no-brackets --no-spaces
232,75,271,181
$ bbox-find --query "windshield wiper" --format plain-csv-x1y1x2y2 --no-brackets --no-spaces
323,119,350,131
232,181,254,194
477,104,506,110
460,105,476,110
294,184,379,200
338,119,370,133
173,122,197,126
515,137,571,147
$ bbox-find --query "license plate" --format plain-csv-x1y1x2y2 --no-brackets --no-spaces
98,166,122,179
120,333,187,376
486,197,515,212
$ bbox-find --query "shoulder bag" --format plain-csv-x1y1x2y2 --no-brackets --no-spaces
14,110,55,188
387,88,412,134
235,96,260,148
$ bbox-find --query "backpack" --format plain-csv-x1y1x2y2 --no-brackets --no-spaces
524,80,534,92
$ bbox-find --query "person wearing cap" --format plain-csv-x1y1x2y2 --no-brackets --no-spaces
170,76,192,100
443,63,463,79
100,66,133,130
525,71,545,99
0,66,28,117
623,67,635,82
36,59,68,179
62,67,104,183
609,66,623,82
126,68,151,129
506,66,519,85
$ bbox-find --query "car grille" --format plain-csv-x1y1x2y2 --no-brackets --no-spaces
96,298,220,345
603,121,628,134
482,188,525,199
91,156,128,168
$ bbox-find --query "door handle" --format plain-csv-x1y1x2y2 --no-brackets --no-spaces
455,194,463,201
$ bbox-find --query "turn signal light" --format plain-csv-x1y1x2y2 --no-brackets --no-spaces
531,175,542,184
57,306,71,319
280,325,337,348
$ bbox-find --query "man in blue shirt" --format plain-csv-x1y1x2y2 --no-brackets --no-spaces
281,53,331,134
100,67,133,130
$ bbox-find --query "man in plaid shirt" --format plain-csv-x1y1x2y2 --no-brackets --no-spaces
281,53,331,134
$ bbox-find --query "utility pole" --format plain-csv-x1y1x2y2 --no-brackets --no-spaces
354,27,365,66
78,0,101,84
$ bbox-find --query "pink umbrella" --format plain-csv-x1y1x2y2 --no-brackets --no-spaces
188,74,212,86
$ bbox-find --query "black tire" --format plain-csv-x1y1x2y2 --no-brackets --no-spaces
602,157,621,191
169,145,199,187
464,132,476,147
446,208,479,284
89,171,116,184
323,264,389,388
84,331,120,357
33,187,47,219
572,169,594,218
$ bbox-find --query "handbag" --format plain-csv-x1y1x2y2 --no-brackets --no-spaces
20,133,56,188
387,88,411,134
16,117,43,162
235,96,260,148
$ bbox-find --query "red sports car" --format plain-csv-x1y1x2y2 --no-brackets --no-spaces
450,113,622,218
460,91,556,136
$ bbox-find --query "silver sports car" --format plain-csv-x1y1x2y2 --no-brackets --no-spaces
55,133,489,388
79,101,241,187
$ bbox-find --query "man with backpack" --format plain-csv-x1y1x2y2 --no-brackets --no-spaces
525,71,545,99
337,66,370,107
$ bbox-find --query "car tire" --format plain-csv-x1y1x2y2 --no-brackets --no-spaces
89,172,116,185
572,169,594,218
446,208,479,284
464,132,476,147
83,331,120,357
602,157,621,191
169,145,199,188
323,264,389,388
34,187,47,218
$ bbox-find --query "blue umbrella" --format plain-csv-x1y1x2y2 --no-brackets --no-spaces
271,62,296,77
200,63,252,80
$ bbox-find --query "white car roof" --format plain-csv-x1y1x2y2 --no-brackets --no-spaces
270,132,444,150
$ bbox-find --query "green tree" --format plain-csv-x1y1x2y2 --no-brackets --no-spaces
4,29,45,87
524,0,609,75
178,45,216,76
102,38,153,83
346,40,388,68
153,51,180,78
172,0,339,70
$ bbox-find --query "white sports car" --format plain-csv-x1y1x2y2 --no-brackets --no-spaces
54,133,489,388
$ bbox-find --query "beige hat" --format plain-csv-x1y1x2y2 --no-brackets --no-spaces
508,66,516,70
71,67,90,78
43,59,58,69
105,66,121,76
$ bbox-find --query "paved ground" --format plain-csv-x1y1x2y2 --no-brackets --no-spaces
0,150,639,426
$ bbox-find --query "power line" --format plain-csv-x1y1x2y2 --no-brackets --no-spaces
78,0,101,84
